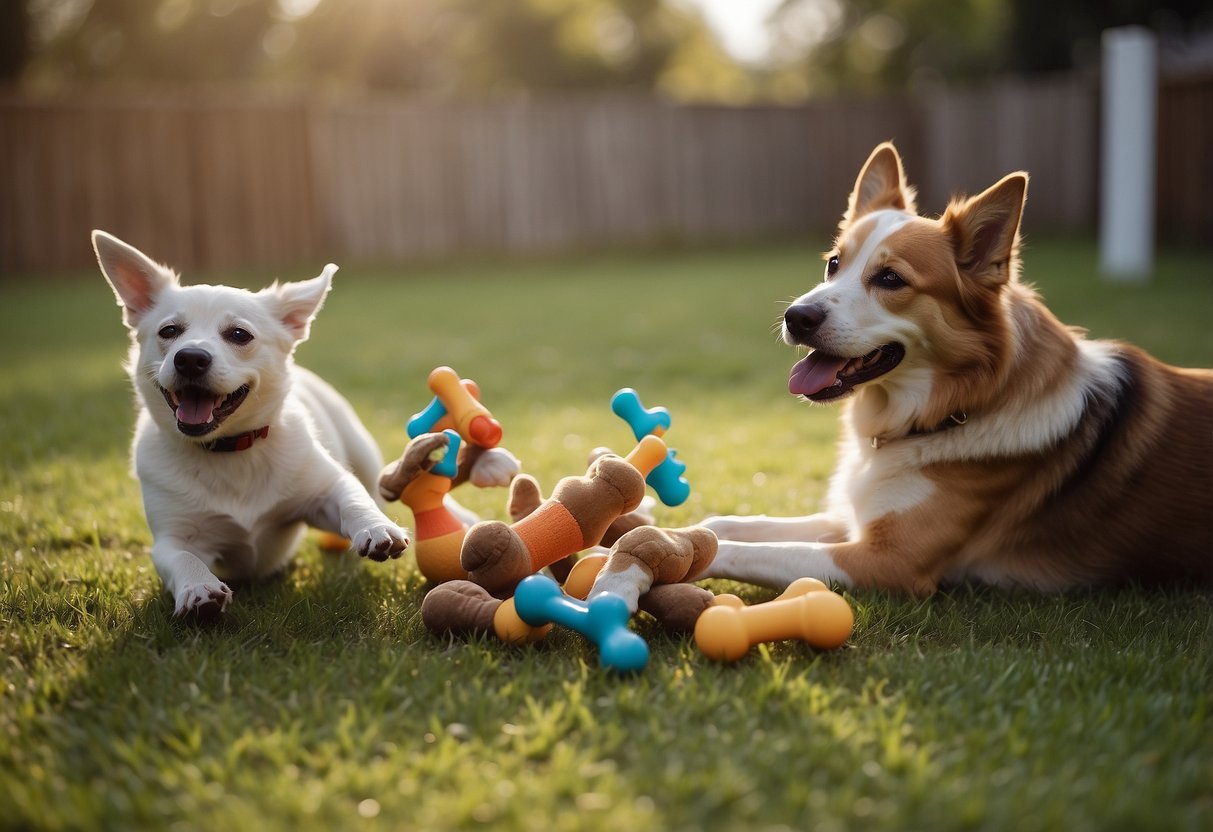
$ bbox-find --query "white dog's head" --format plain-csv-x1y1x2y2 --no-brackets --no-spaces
93,230,334,443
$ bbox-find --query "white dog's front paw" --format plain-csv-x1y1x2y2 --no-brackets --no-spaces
353,522,410,562
469,447,521,488
175,580,232,622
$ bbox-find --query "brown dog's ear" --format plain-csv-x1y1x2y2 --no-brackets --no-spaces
843,142,917,228
942,173,1028,286
91,230,179,328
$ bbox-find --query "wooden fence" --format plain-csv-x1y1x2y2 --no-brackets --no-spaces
1156,71,1213,246
0,73,1206,274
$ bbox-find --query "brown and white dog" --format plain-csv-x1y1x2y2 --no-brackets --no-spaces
700,142,1213,595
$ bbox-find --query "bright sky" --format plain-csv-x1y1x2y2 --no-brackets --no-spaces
681,0,785,63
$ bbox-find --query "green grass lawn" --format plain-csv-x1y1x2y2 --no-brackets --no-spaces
1,239,1211,831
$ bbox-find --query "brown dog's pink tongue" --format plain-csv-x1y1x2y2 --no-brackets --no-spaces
176,389,217,425
789,353,848,396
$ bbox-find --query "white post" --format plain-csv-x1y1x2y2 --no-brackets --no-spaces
1099,26,1157,282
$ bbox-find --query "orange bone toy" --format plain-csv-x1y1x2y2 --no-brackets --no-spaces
407,366,503,449
460,435,667,597
694,578,853,662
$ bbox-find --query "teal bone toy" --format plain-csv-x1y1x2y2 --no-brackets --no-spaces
429,429,462,478
512,574,650,673
610,388,690,506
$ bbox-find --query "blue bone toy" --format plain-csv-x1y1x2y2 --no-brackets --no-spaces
610,388,690,506
512,574,650,673
407,396,449,439
430,429,462,478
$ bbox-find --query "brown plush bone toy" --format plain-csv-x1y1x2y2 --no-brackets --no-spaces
584,525,719,630
506,470,654,583
421,580,551,644
460,435,667,597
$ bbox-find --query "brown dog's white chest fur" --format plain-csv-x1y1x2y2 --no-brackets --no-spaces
700,142,1213,595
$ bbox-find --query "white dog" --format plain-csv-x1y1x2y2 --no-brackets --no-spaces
94,230,413,620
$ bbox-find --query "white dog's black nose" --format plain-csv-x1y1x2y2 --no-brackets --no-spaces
784,304,827,341
174,348,212,379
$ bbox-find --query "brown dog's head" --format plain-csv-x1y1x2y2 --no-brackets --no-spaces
783,143,1028,435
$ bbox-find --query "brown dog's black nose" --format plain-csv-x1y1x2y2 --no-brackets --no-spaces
174,348,212,379
784,304,827,341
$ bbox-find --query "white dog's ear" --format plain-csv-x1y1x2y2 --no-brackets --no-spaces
92,230,179,327
843,142,917,228
273,264,336,343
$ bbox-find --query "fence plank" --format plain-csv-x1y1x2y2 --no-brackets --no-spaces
1157,73,1213,245
1,78,1207,275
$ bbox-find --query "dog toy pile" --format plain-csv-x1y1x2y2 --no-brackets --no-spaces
384,370,855,672
460,434,667,597
379,367,511,583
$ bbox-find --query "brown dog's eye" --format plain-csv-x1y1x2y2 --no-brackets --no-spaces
872,268,906,290
224,327,254,345
158,324,181,339
826,256,840,278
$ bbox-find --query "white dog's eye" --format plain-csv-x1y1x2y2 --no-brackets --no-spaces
825,256,840,279
158,324,182,340
224,327,254,346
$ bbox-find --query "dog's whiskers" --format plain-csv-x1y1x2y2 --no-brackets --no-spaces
770,300,798,341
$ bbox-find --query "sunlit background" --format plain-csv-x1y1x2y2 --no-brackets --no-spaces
9,1,1212,99
1,1,1210,272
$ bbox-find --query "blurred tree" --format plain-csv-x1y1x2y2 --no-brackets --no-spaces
1005,0,1213,73
766,0,1012,96
276,0,461,92
17,0,743,99
445,0,749,100
18,0,1210,99
26,0,280,88
0,1,32,85
766,0,1213,96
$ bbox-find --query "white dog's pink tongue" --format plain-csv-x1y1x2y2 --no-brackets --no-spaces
176,390,217,425
789,353,849,396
